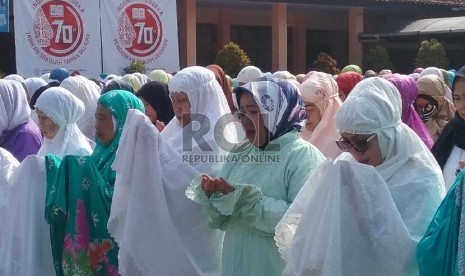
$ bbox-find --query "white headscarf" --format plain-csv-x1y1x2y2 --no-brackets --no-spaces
161,66,237,175
272,70,297,81
35,87,92,158
420,66,443,80
3,74,25,82
237,65,264,84
22,78,47,99
102,74,120,85
133,72,148,85
122,74,142,92
60,76,100,140
276,77,445,275
299,72,343,159
336,77,445,231
0,80,31,134
40,73,50,83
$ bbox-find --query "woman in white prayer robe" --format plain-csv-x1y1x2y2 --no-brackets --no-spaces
276,77,446,276
0,87,93,276
108,109,223,275
161,66,239,176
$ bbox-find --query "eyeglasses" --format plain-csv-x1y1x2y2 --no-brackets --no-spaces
336,133,377,153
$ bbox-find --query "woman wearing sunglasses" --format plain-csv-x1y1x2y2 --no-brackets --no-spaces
276,77,446,275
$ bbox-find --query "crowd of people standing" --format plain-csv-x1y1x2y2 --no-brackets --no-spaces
0,62,464,275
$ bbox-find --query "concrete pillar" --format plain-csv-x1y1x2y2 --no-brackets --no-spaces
179,0,197,68
216,8,231,52
292,13,307,74
348,7,364,67
272,3,287,72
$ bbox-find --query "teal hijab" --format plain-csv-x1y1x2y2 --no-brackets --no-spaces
92,90,144,186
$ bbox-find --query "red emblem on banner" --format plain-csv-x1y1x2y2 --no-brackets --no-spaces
33,0,83,58
118,3,163,57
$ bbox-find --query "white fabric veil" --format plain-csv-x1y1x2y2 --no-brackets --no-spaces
276,77,445,275
0,148,19,249
60,75,100,140
0,80,31,134
276,160,417,276
22,78,47,99
109,109,222,276
0,155,55,276
336,77,445,238
35,87,92,158
161,66,238,175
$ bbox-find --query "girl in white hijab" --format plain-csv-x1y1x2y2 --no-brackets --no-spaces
161,66,238,176
35,87,92,158
276,77,445,276
1,87,93,275
299,72,343,159
60,75,100,141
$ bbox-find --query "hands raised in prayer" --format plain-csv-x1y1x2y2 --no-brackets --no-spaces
201,175,235,197
155,120,165,132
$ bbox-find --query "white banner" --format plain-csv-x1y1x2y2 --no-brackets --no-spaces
101,0,179,75
14,0,102,78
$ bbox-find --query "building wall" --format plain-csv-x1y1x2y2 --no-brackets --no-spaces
196,6,349,74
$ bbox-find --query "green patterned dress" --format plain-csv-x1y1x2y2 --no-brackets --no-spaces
45,90,144,276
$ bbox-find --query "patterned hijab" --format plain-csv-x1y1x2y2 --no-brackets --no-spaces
92,90,144,184
417,74,456,140
234,77,307,142
300,72,343,159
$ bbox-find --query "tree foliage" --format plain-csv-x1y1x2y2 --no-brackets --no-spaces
215,42,251,78
415,38,449,69
123,60,146,74
312,52,340,75
363,46,395,73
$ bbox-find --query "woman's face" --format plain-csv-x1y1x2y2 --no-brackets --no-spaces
453,78,465,121
239,92,267,147
171,92,191,127
36,109,59,139
95,104,115,146
414,97,433,116
339,132,384,166
141,98,158,123
304,101,321,131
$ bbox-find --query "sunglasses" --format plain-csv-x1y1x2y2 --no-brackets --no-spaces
336,133,377,153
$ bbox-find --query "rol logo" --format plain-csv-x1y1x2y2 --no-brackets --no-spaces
33,0,83,57
117,3,163,58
